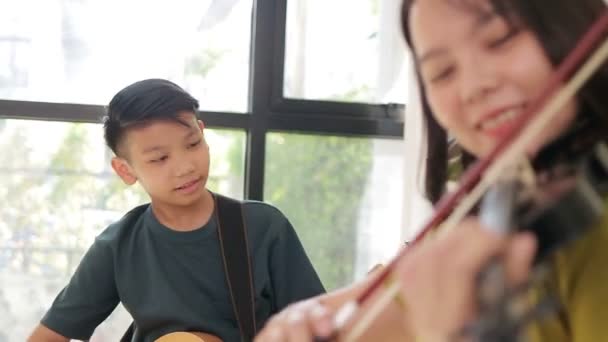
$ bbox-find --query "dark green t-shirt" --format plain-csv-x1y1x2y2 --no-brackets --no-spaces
41,200,325,342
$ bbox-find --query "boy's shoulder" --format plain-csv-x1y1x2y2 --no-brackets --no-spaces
239,199,287,222
96,203,150,244
217,196,292,236
240,198,282,213
214,193,283,217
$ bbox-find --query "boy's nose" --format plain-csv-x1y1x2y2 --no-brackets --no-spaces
175,159,196,177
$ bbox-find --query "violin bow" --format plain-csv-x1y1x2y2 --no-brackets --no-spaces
329,8,608,342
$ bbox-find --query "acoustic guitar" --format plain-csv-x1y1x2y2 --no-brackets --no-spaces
155,332,223,342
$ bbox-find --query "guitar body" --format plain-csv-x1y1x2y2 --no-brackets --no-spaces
155,332,223,342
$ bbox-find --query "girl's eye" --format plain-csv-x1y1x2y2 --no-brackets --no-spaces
487,28,518,49
189,140,201,148
429,66,455,84
150,155,168,163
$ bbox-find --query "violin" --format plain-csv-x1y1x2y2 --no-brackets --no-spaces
465,139,608,342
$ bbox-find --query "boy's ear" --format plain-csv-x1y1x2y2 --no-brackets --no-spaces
197,120,205,132
111,157,138,185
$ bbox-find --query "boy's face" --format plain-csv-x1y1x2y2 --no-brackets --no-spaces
111,111,210,207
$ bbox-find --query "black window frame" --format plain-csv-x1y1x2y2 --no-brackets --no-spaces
0,0,405,201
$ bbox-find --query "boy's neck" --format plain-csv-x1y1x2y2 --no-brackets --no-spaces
151,190,215,232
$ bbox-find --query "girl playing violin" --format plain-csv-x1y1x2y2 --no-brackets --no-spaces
254,0,608,340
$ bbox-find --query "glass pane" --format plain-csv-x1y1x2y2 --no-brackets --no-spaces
284,0,409,104
265,133,404,290
0,118,245,340
0,0,252,112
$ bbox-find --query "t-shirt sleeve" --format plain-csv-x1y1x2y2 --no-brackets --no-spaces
563,220,608,341
41,237,120,340
527,213,608,341
268,211,326,310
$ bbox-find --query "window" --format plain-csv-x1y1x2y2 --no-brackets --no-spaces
0,0,406,339
284,0,409,104
0,0,252,112
265,133,404,289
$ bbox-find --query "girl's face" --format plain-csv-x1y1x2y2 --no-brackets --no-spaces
409,0,578,158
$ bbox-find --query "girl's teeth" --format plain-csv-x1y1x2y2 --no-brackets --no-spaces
482,109,518,130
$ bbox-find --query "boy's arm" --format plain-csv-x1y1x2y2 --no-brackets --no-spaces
27,324,70,342
34,237,120,340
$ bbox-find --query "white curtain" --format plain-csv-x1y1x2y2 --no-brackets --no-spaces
400,54,433,242
375,0,433,243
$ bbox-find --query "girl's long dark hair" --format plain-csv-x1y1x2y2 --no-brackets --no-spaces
401,0,608,204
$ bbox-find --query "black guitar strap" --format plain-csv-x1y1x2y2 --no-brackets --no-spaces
215,193,257,342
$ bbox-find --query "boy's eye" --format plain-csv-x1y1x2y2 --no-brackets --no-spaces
188,140,201,148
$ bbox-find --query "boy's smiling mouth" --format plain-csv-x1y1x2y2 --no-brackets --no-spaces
175,178,201,192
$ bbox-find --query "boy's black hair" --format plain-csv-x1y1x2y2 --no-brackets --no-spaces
103,78,200,156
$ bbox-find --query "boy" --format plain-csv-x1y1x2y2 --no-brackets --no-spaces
28,79,325,341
